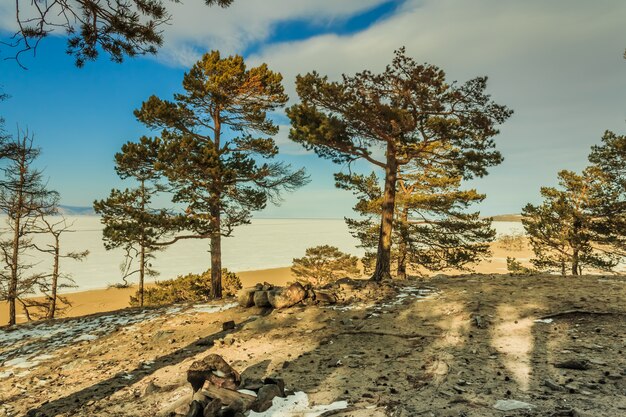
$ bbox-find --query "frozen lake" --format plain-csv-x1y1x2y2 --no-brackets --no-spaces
1,217,524,292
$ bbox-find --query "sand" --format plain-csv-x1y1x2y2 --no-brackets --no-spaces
0,239,533,325
0,267,296,325
2,274,624,416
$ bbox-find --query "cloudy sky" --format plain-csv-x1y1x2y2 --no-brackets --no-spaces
0,0,625,218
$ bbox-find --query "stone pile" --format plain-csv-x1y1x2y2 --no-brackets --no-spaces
237,281,338,309
171,354,289,417
237,277,396,310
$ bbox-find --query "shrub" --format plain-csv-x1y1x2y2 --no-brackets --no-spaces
130,269,242,306
498,232,525,251
291,245,360,286
506,257,539,276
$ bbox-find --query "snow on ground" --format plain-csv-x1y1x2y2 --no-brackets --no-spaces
248,391,348,417
0,302,238,378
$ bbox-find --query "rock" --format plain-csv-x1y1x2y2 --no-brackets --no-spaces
143,380,160,396
267,283,306,309
253,291,271,308
185,400,204,417
313,290,337,305
262,377,286,397
237,288,256,308
223,334,236,345
188,354,241,392
241,378,264,391
554,359,591,370
493,399,535,411
544,379,563,391
222,321,236,331
203,399,222,417
252,384,282,412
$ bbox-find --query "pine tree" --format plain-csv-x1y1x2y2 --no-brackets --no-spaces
521,169,615,276
291,245,360,286
8,0,233,67
93,137,185,306
337,162,494,279
134,51,308,298
0,132,57,325
586,130,626,257
288,48,511,281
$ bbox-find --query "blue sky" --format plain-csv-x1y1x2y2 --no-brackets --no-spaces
1,0,626,219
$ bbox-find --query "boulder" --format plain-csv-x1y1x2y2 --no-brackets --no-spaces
251,384,282,412
237,288,256,308
313,290,337,305
253,291,271,307
202,399,222,417
187,354,241,392
267,283,306,309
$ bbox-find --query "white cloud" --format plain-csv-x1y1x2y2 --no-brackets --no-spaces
158,0,390,66
247,0,626,214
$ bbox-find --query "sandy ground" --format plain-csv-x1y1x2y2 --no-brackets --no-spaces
0,239,532,325
0,267,296,325
1,274,624,417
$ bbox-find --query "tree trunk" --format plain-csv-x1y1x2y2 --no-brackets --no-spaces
8,156,26,326
561,261,566,277
48,236,60,319
396,206,409,280
571,247,579,276
210,209,222,299
139,245,145,307
372,142,398,282
8,217,20,325
210,112,223,298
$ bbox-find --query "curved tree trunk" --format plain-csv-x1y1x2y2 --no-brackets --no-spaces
372,143,398,282
396,206,409,280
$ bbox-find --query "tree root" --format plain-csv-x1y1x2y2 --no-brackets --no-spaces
539,309,622,320
336,331,432,339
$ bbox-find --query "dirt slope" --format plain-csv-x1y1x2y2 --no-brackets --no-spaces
1,274,625,416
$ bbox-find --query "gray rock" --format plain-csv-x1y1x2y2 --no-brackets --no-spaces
313,290,337,305
203,399,222,417
252,384,282,412
493,399,535,411
237,288,256,308
253,291,271,308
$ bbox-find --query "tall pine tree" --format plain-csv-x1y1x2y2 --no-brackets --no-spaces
134,51,308,298
522,169,615,275
337,162,494,279
94,137,185,306
287,48,511,281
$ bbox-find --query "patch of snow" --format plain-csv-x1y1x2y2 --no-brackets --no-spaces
32,354,55,361
75,334,98,342
237,389,258,397
0,370,13,379
534,318,554,324
248,391,348,417
4,357,29,367
191,302,238,314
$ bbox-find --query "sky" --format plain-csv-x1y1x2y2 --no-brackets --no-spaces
0,0,625,219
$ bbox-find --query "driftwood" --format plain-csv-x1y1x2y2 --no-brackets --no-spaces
538,310,619,320
201,386,256,408
157,387,255,417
